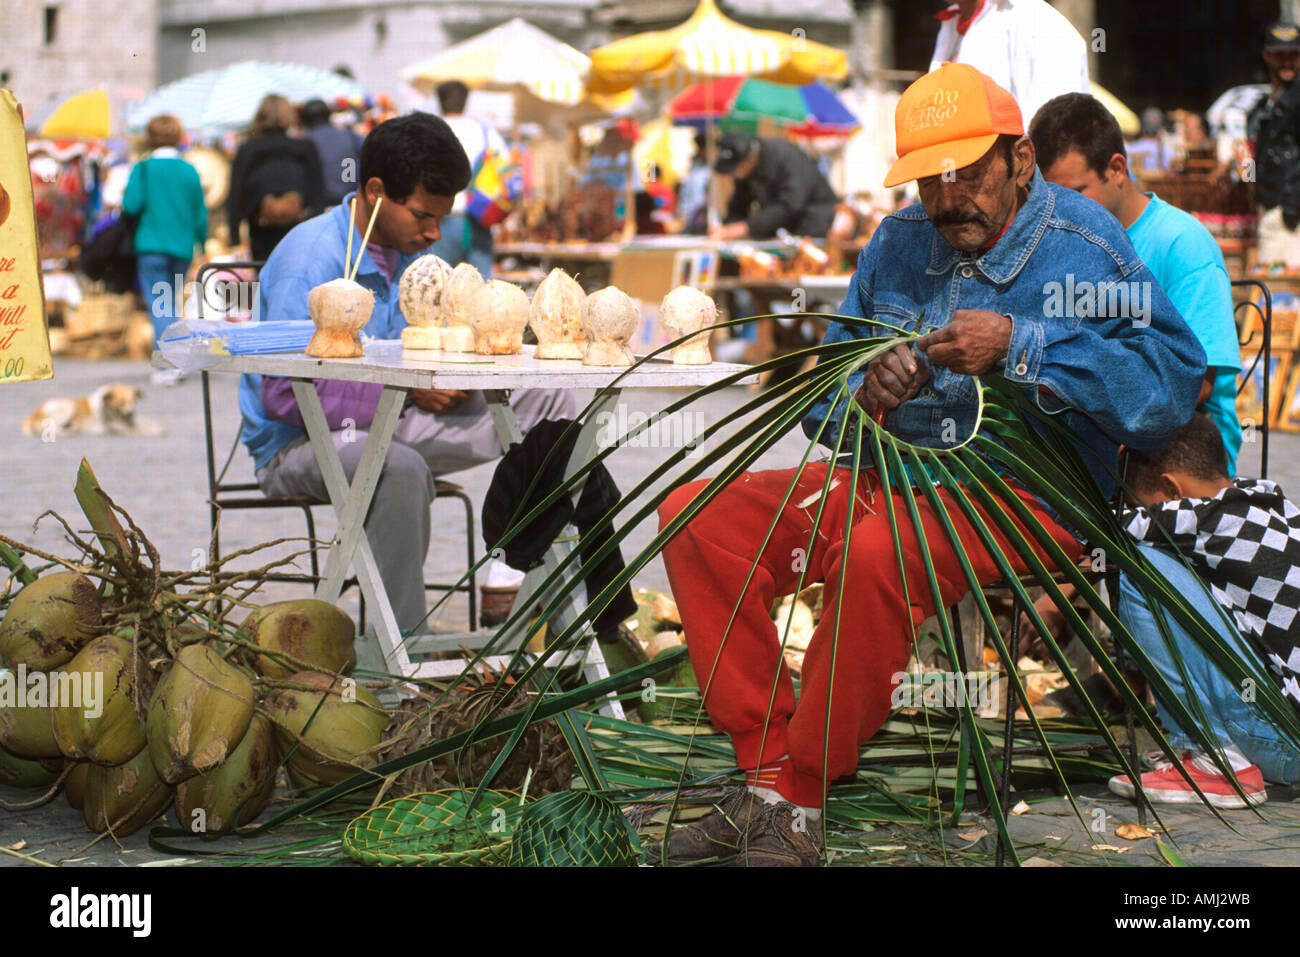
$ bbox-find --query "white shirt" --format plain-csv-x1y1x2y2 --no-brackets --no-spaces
930,0,1091,131
442,114,509,215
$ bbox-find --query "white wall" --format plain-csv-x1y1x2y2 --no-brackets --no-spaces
1,0,157,115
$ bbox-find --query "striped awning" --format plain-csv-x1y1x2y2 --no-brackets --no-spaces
588,0,847,93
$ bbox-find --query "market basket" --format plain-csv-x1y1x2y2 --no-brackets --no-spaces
342,789,528,866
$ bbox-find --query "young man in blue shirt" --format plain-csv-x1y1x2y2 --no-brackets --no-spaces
238,113,571,633
1030,92,1243,475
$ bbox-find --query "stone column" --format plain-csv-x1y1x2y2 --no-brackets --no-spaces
1052,0,1099,82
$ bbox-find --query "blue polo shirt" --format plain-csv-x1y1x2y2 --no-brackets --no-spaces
238,193,425,471
1127,194,1243,475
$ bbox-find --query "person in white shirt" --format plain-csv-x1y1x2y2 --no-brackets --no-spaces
930,0,1090,130
429,80,508,279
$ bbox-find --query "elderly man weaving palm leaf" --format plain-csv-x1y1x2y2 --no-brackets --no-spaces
654,64,1206,867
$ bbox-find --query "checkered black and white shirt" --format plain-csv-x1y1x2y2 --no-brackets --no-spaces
1123,479,1300,708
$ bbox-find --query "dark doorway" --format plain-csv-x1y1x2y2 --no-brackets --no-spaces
1094,0,1279,113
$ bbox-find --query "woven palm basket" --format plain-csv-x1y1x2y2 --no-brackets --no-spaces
343,789,528,866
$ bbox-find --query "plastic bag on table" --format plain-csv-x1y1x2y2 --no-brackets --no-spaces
156,319,318,374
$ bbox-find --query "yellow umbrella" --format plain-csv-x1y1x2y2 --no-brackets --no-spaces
26,89,113,139
588,0,847,94
1090,81,1139,137
633,117,696,188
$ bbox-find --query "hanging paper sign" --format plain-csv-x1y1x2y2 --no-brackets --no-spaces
0,89,53,383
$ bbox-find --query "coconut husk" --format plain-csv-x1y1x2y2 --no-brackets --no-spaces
83,746,172,836
174,712,278,839
0,745,61,788
262,671,387,792
64,761,89,809
146,643,256,784
239,599,356,680
51,634,155,766
0,698,61,758
0,571,101,671
371,670,573,800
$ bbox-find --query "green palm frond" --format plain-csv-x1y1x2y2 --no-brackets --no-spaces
232,314,1300,865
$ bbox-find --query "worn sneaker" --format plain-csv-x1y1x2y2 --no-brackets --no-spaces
1108,755,1268,809
736,800,825,867
647,787,767,866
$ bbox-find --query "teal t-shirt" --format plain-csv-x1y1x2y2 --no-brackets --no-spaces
1127,194,1242,475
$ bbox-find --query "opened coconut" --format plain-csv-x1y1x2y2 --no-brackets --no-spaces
530,269,587,359
399,253,451,350
0,571,101,672
467,280,529,355
51,634,154,766
263,671,387,791
175,713,278,839
306,278,374,358
440,262,485,353
146,643,255,784
0,696,61,758
659,285,716,364
83,746,172,836
580,287,638,366
239,598,356,680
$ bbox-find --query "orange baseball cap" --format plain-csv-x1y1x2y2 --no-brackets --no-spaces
883,63,1024,188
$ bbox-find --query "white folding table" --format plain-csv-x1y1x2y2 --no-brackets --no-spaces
193,341,754,712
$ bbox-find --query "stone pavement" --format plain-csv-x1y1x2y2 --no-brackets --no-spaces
1,356,1298,866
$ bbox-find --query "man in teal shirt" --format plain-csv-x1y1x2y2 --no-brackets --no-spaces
1030,93,1242,474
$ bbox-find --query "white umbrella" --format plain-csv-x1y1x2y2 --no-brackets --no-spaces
400,19,591,106
1207,83,1269,139
125,62,370,134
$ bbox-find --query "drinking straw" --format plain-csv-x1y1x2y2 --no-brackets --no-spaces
344,197,356,281
349,196,383,283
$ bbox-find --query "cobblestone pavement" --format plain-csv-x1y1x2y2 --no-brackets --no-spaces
2,357,1298,866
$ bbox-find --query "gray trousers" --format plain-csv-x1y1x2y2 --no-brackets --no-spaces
258,389,575,632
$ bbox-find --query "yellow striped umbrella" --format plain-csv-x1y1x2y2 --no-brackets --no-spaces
588,0,847,94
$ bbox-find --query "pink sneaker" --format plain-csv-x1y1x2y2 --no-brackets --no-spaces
1108,755,1268,809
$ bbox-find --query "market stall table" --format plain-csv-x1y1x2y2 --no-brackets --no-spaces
173,341,755,712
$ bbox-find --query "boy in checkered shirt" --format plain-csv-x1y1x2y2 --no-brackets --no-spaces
1108,413,1300,808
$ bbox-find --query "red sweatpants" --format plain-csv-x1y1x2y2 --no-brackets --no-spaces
658,463,1082,807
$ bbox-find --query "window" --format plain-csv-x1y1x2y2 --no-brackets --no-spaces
43,6,58,46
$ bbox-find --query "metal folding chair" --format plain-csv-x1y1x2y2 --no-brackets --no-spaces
1231,277,1272,479
194,261,478,629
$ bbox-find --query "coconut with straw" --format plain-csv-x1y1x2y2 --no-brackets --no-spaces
306,197,381,358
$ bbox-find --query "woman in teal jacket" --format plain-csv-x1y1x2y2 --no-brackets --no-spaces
122,114,207,363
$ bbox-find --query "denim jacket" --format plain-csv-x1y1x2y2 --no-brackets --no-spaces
802,169,1207,497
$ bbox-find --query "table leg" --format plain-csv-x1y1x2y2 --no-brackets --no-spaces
483,388,625,718
290,380,411,674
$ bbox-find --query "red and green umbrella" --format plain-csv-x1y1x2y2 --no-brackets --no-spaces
668,76,858,138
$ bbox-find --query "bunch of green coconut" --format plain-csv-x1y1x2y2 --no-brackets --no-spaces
0,571,388,839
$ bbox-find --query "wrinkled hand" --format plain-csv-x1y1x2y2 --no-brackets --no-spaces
917,309,1012,375
854,343,931,418
409,389,471,414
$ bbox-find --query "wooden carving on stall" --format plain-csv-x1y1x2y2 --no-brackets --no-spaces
0,89,54,383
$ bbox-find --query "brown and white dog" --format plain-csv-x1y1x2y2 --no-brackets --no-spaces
22,383,165,438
